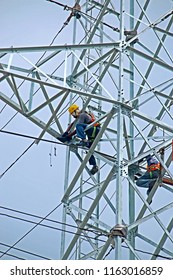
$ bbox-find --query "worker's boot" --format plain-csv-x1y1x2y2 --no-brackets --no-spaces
76,140,90,147
90,165,99,175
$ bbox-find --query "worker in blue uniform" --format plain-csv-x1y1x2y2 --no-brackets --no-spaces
136,154,161,195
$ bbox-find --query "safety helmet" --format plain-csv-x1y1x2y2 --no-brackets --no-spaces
68,104,79,114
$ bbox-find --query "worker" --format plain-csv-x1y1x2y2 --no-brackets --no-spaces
58,104,100,175
136,154,161,195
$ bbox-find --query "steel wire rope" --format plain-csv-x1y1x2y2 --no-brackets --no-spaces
103,246,114,260
0,199,110,259
66,222,173,260
1,127,172,177
66,1,173,48
0,128,170,179
0,132,118,258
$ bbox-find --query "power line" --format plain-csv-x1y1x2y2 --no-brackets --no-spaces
1,206,172,260
0,3,76,126
0,130,64,180
102,243,173,261
0,206,107,237
0,212,107,259
0,250,25,260
0,202,62,259
0,201,106,259
122,245,173,260
1,207,172,260
0,242,50,260
46,0,120,32
0,140,35,179
0,212,106,243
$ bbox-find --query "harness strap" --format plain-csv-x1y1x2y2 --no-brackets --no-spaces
91,126,97,139
147,163,160,172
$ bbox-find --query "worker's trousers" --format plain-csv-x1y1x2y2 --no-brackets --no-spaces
136,170,159,189
76,123,100,166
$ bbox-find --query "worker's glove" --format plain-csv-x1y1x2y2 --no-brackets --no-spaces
62,131,69,137
65,135,72,142
62,131,72,142
138,158,144,164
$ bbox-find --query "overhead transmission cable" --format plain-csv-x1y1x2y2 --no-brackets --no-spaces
0,202,62,259
0,1,75,121
0,242,50,260
0,141,35,179
0,250,25,260
103,244,173,260
0,213,107,243
1,208,172,260
46,0,120,32
1,129,172,181
0,4,90,129
0,206,107,259
0,205,108,237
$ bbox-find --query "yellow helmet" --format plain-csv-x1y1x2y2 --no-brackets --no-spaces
68,104,79,114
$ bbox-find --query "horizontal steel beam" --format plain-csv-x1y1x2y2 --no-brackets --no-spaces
0,42,120,54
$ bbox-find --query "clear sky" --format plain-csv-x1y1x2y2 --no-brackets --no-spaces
0,0,173,261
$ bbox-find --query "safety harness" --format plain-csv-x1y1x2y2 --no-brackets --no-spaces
147,163,161,172
147,163,161,178
91,126,97,139
86,111,100,127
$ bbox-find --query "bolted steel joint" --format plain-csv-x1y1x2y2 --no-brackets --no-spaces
110,224,127,238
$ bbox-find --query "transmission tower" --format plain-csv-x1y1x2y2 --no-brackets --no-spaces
0,0,173,260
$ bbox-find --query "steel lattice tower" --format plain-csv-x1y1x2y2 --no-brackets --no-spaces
0,1,173,260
